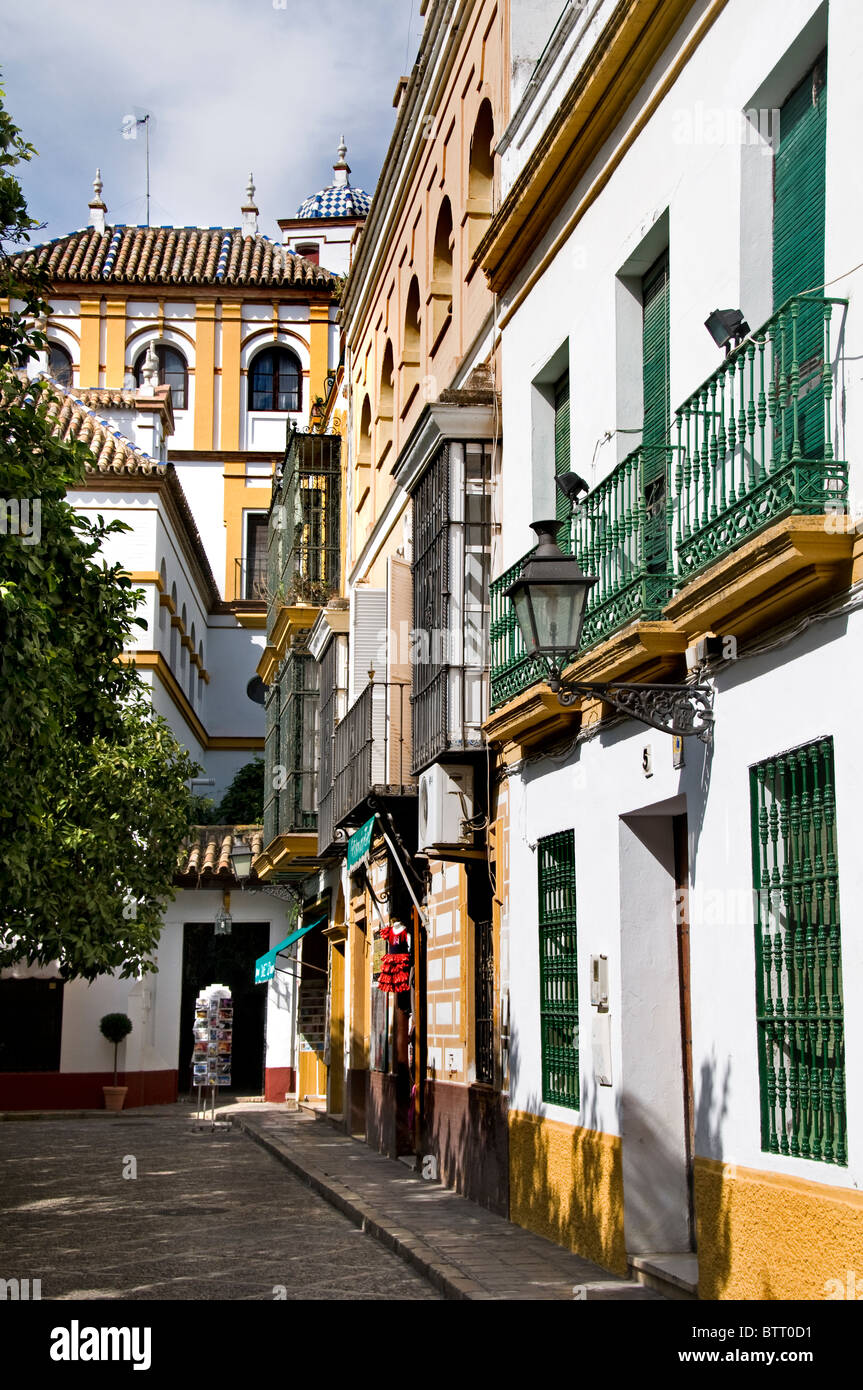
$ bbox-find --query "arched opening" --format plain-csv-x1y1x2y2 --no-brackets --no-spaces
430,198,454,343
135,344,188,410
402,277,421,405
48,342,73,387
170,584,179,669
377,340,394,466
188,623,197,704
248,346,302,413
356,394,372,518
467,100,495,258
158,560,168,635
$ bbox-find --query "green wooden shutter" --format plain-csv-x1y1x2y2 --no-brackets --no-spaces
773,54,827,459
538,830,579,1110
554,372,571,552
773,54,827,311
642,251,670,568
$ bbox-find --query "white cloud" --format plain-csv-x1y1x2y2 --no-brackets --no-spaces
3,0,425,244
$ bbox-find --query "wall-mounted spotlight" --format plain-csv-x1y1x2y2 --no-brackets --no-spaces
704,308,751,355
555,471,591,505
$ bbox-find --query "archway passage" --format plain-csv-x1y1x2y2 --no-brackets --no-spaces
177,922,269,1095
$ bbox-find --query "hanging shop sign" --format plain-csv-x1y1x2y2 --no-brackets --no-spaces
346,815,376,876
253,914,329,984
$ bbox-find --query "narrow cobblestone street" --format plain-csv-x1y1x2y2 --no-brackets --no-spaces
0,1109,440,1301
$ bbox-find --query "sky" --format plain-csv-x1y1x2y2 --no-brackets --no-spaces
3,0,426,248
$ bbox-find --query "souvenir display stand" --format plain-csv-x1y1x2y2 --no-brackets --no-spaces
191,984,233,1130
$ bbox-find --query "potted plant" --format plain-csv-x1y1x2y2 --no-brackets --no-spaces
100,1013,133,1112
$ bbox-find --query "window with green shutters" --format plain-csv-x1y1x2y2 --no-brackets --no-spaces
553,372,572,552
641,250,670,573
538,830,579,1108
773,52,828,459
750,737,846,1165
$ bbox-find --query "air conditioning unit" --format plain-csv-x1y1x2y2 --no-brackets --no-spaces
418,763,475,852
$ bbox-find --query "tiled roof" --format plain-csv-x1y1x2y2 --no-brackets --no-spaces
38,380,164,475
16,225,337,289
297,184,372,219
176,825,264,885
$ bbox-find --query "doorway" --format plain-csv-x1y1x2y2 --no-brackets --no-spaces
619,807,694,1255
178,922,269,1095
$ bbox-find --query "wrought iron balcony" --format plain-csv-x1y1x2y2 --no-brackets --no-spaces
332,679,414,828
232,556,268,603
490,443,672,709
267,430,341,631
673,294,847,578
262,648,319,846
490,295,849,713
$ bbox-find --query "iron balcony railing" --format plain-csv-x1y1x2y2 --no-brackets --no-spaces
490,443,672,709
267,431,341,632
332,679,414,828
673,294,847,577
490,293,848,711
232,557,268,603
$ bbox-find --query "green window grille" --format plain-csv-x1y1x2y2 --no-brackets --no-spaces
773,52,828,459
538,830,579,1109
642,250,671,572
750,737,846,1165
554,372,572,552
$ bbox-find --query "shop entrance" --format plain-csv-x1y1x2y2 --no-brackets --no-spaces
178,922,268,1095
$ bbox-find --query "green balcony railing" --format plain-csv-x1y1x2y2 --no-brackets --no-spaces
490,295,850,714
490,444,672,709
673,295,847,579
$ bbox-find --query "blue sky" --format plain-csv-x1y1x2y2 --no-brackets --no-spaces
3,0,425,247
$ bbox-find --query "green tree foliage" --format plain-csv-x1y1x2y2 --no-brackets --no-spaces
0,85,199,980
198,757,265,825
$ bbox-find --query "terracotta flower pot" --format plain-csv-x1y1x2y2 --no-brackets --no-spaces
103,1086,128,1112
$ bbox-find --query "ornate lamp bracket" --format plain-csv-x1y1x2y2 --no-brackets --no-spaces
550,671,715,743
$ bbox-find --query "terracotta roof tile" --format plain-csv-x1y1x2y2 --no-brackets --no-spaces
175,826,264,885
17,225,338,290
17,377,165,476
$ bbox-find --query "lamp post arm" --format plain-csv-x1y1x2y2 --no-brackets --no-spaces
554,678,714,742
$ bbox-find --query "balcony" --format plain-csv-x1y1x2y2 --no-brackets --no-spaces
261,647,320,877
673,295,847,578
267,431,341,634
490,295,848,713
332,679,414,828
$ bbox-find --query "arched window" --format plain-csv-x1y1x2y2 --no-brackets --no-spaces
358,395,372,470
379,341,394,419
48,343,73,387
468,100,495,208
249,347,301,413
134,344,188,410
433,198,454,294
404,277,421,358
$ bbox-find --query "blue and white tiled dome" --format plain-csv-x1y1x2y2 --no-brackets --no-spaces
297,139,371,220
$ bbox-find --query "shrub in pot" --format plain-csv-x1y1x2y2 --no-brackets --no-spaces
99,1013,133,1111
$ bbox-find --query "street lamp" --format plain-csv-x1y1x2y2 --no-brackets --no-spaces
704,308,750,355
229,839,254,882
504,520,714,740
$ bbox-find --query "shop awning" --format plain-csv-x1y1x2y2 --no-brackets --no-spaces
346,815,376,876
253,913,328,984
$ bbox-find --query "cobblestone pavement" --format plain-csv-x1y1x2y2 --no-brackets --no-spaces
0,1108,440,1301
239,1109,663,1301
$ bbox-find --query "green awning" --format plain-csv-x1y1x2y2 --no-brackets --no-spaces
253,913,328,984
346,815,376,876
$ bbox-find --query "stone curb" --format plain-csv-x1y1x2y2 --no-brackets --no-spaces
236,1114,486,1301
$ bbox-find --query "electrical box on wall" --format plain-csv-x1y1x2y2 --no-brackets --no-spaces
590,954,609,1008
418,763,475,852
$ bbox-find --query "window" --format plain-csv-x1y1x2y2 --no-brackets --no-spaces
48,342,72,387
751,737,845,1164
244,512,268,600
537,829,579,1108
134,344,188,410
554,372,571,551
641,249,670,574
773,52,827,458
249,347,301,413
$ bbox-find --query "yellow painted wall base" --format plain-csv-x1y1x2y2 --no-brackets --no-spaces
695,1156,863,1300
508,1110,627,1276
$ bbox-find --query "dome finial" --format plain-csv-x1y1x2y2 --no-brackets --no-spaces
241,171,259,237
333,137,350,188
88,167,107,235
